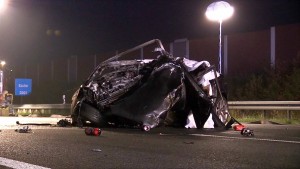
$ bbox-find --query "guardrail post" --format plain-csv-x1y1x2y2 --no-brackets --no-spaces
262,110,267,123
241,110,244,119
287,110,291,123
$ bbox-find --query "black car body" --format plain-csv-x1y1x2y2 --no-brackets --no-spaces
71,39,234,130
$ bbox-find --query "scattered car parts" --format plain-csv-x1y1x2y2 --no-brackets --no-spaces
57,119,72,127
233,124,246,131
85,127,102,136
241,128,254,137
16,120,51,126
15,126,32,133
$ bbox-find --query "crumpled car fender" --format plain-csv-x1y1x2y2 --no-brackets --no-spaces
108,62,184,128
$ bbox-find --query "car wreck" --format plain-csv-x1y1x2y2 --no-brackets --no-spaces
71,39,237,131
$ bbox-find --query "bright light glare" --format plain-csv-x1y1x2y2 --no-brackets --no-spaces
0,61,6,66
0,0,8,13
205,1,234,22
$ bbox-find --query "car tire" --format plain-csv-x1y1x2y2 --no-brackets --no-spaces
212,97,230,127
79,102,106,127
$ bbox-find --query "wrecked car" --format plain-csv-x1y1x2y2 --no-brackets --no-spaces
71,39,235,131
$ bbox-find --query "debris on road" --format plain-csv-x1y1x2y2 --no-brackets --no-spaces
15,126,32,133
233,124,245,131
142,125,151,132
241,128,254,137
16,121,51,126
57,119,72,127
92,149,102,152
85,127,102,136
183,141,194,144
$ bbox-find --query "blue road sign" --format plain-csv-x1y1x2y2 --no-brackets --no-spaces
15,79,32,96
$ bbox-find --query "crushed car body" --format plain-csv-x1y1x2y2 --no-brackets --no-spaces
71,39,236,130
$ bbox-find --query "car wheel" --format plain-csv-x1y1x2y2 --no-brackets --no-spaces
212,97,230,127
79,102,106,127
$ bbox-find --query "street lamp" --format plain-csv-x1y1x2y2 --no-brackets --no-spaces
205,1,234,74
0,0,8,13
0,0,9,95
0,61,6,67
0,60,5,94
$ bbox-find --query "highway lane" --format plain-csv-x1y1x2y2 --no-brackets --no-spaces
0,124,299,169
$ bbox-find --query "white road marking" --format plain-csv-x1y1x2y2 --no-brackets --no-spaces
191,134,300,144
0,157,51,169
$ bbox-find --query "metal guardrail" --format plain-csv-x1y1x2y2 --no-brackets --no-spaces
11,101,300,112
228,101,300,110
11,104,71,116
228,101,300,122
1,101,298,123
5,101,298,122
13,104,71,110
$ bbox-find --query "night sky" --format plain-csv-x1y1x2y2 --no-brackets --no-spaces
0,0,299,64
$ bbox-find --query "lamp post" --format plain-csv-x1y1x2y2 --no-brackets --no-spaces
0,61,6,94
205,1,234,74
0,0,9,95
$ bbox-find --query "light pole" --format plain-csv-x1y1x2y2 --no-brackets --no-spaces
0,60,6,94
205,1,234,74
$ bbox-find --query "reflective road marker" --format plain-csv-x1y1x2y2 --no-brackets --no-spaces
0,157,51,169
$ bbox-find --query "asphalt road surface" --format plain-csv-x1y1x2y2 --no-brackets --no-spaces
0,124,299,169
